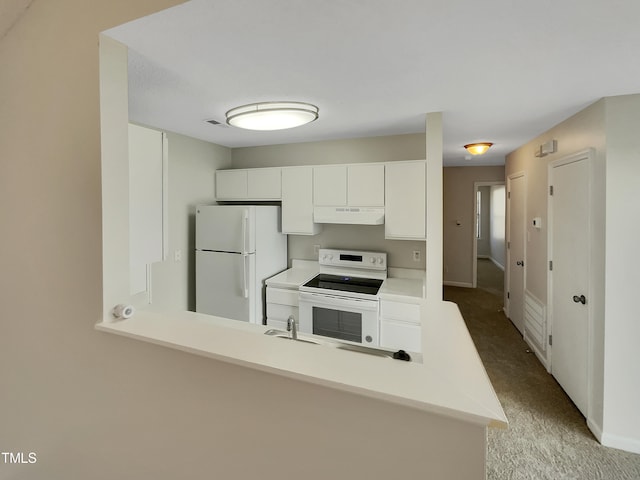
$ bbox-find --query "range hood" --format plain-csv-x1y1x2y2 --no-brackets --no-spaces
313,206,385,225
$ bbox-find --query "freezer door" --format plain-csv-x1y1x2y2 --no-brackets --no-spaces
195,250,256,322
196,206,254,253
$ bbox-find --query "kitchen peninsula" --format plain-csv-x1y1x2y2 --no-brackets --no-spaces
97,297,507,475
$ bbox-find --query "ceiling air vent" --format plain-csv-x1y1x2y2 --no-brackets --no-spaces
205,119,227,127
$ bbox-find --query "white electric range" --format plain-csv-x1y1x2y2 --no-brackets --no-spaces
298,248,387,346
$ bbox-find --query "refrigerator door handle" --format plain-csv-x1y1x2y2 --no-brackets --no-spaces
242,254,249,298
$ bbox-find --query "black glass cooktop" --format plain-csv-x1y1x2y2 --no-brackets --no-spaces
303,274,383,296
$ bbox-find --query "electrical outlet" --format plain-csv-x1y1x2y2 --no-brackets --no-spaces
174,249,182,262
313,244,321,255
412,250,421,262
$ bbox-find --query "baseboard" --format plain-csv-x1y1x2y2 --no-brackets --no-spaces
489,257,505,271
600,430,640,454
587,418,603,443
523,335,549,371
443,281,473,288
477,255,490,259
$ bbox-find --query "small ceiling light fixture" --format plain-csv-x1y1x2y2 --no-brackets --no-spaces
226,101,319,131
464,142,494,155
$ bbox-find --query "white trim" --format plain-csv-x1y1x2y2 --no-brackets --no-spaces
161,132,169,261
547,148,594,419
524,335,550,371
489,257,504,271
443,281,473,288
587,418,603,443
600,431,640,455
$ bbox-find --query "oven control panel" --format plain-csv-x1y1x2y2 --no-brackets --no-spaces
318,248,387,271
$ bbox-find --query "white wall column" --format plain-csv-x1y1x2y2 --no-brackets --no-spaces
425,112,443,302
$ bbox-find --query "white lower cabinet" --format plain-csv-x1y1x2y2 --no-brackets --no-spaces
379,300,421,352
266,286,299,329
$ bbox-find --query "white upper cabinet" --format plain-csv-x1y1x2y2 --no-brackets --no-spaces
313,165,347,206
216,168,281,200
347,164,384,206
313,164,384,206
282,167,322,235
385,161,426,240
215,170,247,199
247,168,281,199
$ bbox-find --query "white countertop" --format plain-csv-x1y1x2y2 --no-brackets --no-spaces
378,277,425,303
265,261,319,289
96,300,507,429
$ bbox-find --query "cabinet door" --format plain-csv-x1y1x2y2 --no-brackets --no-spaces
380,319,421,352
248,168,281,199
216,170,247,199
385,161,426,240
313,165,347,206
348,164,384,206
282,167,322,235
128,124,165,295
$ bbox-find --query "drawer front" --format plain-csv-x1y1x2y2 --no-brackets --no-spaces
380,320,421,352
267,303,299,322
266,287,299,306
379,300,420,324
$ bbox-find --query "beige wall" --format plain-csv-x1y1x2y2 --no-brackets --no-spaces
232,135,427,269
443,166,505,286
232,133,425,168
0,2,488,478
506,100,606,307
504,97,640,448
505,100,606,384
150,131,231,312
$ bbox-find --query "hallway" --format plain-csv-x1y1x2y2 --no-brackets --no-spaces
444,285,640,479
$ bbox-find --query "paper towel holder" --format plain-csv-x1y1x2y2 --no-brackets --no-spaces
112,304,135,319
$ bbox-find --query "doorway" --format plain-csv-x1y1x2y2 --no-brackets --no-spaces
473,182,506,297
506,173,526,334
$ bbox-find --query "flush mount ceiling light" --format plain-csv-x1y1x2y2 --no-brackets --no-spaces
464,142,494,155
226,101,319,131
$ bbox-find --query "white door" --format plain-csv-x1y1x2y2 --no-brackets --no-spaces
549,152,590,416
196,205,254,254
195,250,255,322
507,173,526,334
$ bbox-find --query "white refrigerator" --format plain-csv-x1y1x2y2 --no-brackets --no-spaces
195,205,287,324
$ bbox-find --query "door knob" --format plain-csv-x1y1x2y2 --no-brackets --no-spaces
516,260,524,266
572,295,586,305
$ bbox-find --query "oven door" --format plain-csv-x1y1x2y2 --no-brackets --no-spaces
298,291,379,346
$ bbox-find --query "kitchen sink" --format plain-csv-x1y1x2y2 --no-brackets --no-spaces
263,329,320,344
263,329,411,361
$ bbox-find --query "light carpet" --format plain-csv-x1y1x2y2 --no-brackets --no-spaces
444,273,640,480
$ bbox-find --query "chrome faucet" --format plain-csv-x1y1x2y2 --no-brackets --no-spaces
286,315,298,340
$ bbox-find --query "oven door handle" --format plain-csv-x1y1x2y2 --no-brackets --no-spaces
299,291,378,311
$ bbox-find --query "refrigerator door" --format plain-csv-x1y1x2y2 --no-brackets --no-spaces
196,206,255,254
196,250,256,322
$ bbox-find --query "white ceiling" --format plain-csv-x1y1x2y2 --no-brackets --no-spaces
104,0,640,166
